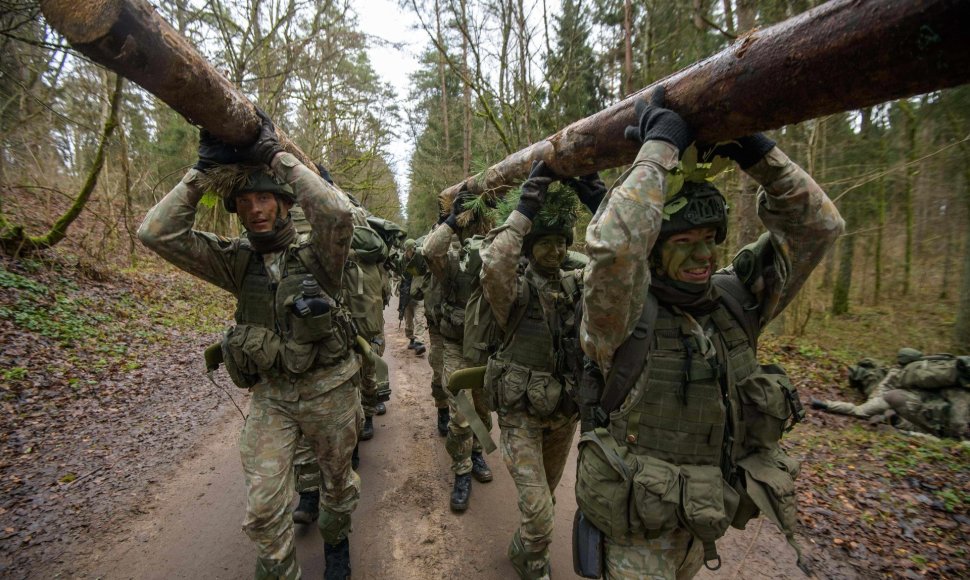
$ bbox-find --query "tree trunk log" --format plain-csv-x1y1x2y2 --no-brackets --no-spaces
40,0,317,170
437,0,970,206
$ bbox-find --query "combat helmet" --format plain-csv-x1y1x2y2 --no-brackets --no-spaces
222,169,296,214
659,180,728,244
896,347,923,366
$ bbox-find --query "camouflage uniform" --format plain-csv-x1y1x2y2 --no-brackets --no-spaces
423,262,449,407
884,387,970,440
424,224,492,474
823,367,901,419
580,141,844,578
480,210,580,576
137,153,362,578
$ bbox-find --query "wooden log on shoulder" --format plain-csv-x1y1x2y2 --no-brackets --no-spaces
439,0,970,207
40,0,317,170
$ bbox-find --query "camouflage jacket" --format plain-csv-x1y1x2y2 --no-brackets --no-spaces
581,140,845,375
423,221,458,284
137,153,360,399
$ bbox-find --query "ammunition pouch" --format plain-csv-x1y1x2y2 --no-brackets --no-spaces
438,302,465,341
737,447,806,571
678,464,740,570
574,428,633,538
222,325,279,388
487,359,567,417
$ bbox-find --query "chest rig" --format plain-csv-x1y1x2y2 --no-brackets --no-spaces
439,245,477,341
608,304,758,469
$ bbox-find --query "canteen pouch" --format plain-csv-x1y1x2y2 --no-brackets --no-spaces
287,302,335,345
575,428,633,538
629,454,681,538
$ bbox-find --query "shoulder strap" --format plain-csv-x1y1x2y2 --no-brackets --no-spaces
712,272,761,350
502,275,533,339
600,287,659,414
232,240,254,291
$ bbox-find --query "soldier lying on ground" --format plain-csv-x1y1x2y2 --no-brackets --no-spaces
574,87,844,578
138,112,360,580
811,348,923,420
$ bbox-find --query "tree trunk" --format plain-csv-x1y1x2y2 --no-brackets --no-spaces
40,0,318,171
436,0,970,204
623,0,632,95
0,74,124,255
955,163,970,351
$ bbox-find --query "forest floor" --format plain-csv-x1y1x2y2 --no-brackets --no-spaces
0,256,967,579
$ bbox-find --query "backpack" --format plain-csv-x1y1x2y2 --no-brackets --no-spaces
899,355,970,390
461,237,499,364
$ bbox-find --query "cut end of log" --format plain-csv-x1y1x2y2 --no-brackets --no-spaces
41,0,123,44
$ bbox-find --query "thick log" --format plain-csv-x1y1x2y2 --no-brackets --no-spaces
439,0,970,206
40,0,317,170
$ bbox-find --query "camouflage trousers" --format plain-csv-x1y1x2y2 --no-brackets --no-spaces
443,338,492,474
499,408,577,567
240,378,362,576
823,381,892,419
403,301,416,340
604,528,703,580
885,388,970,439
359,335,386,417
427,323,448,408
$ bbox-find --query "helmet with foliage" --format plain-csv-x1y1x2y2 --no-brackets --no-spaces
659,180,728,244
491,182,580,256
194,164,295,214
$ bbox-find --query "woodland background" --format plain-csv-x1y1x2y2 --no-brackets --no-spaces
0,1,968,577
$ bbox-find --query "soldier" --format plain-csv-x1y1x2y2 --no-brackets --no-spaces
812,348,923,420
416,232,451,435
425,201,494,511
479,169,601,578
137,115,360,580
884,355,970,440
397,239,427,355
575,88,844,578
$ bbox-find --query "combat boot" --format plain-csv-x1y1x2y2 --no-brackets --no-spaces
471,451,493,483
292,489,319,524
323,537,351,580
450,473,472,512
508,530,550,580
360,416,374,441
810,399,828,410
411,339,427,355
437,407,450,437
407,338,418,350
351,444,360,470
375,401,387,415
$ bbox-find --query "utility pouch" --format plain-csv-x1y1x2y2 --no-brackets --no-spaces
737,364,801,451
737,448,806,572
572,509,604,579
280,340,317,375
497,362,531,411
526,371,564,418
678,464,740,570
629,454,681,538
575,428,633,538
222,324,280,389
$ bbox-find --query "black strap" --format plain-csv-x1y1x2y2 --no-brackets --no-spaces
600,287,659,414
712,272,761,350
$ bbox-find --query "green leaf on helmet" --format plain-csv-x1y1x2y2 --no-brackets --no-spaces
199,190,220,208
662,194,688,220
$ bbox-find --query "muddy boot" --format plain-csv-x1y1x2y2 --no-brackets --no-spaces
323,537,351,580
436,407,450,437
351,444,360,470
508,530,550,580
292,489,319,524
360,416,374,441
471,451,493,483
375,401,387,415
450,473,472,512
413,341,426,355
408,338,418,350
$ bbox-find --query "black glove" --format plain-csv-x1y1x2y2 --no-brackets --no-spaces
564,172,607,213
623,86,694,156
314,163,335,185
194,129,238,172
516,160,557,220
444,188,474,231
238,107,284,165
700,133,776,170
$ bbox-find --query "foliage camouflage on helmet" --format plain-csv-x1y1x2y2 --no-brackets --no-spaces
659,145,732,244
490,181,580,254
194,164,296,213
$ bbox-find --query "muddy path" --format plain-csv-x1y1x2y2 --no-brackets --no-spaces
51,306,823,579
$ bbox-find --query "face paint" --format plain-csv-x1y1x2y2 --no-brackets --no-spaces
530,234,568,274
659,227,718,284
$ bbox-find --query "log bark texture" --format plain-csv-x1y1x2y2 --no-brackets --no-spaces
40,0,317,170
438,0,970,206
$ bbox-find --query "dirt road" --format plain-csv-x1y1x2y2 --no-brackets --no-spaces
60,307,812,579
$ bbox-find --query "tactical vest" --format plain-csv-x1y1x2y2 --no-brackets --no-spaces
484,269,582,417
343,257,385,339
439,244,477,341
223,238,354,386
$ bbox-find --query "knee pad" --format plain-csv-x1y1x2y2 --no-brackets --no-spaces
318,508,352,544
